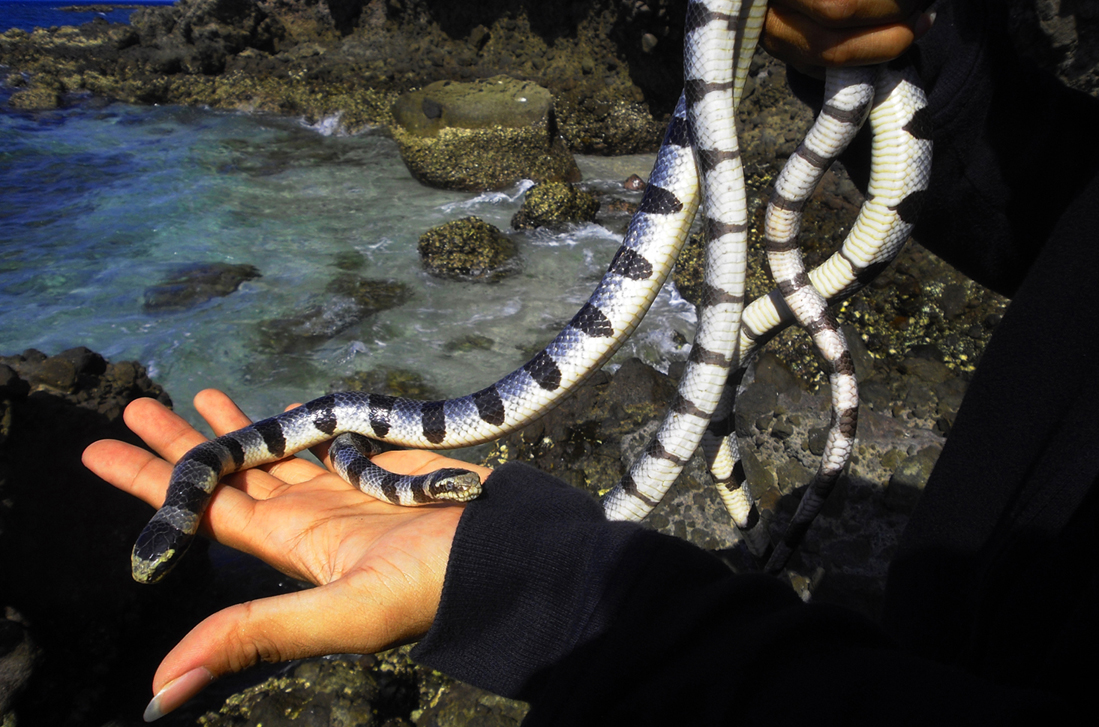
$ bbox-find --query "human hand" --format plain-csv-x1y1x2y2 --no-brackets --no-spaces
82,389,491,721
763,0,935,74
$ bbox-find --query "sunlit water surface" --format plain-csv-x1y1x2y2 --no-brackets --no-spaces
1,95,696,441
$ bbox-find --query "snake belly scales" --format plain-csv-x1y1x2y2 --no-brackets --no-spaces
132,0,932,584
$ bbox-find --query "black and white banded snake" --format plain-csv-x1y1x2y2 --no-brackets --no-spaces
132,0,932,584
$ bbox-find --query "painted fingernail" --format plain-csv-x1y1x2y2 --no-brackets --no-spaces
143,666,214,722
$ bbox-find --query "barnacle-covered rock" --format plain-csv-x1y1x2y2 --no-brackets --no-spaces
511,181,599,230
391,77,580,191
418,216,519,282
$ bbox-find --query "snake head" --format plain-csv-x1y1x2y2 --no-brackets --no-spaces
131,521,191,584
427,468,483,502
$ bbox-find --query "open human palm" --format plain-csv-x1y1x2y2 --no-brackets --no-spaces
82,389,490,720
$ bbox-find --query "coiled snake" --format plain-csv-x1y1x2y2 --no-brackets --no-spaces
132,0,932,584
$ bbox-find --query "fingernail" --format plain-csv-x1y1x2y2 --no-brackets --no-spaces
914,11,937,39
143,666,214,722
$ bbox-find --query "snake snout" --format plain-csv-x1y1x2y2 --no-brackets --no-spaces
429,469,484,501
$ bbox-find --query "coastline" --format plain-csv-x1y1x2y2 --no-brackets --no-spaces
2,1,1099,724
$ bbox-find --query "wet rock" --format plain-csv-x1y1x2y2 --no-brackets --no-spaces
418,217,519,282
510,181,599,230
1,0,1094,155
448,333,495,353
417,682,529,727
334,367,443,401
0,609,38,721
143,261,261,312
886,444,943,511
671,231,706,306
391,77,580,191
257,275,412,353
197,655,385,726
6,80,61,109
487,358,741,552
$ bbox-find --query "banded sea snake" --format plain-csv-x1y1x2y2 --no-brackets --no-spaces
132,0,932,584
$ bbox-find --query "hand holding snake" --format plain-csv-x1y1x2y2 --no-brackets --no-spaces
764,0,935,71
84,0,928,719
83,390,488,720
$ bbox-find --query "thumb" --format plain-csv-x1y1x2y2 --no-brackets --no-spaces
144,578,417,720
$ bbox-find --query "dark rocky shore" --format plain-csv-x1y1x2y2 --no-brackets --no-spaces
0,317,991,725
3,0,1099,724
3,0,1095,156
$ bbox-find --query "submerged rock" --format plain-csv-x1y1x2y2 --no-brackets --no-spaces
256,275,412,353
143,261,261,312
391,77,580,191
333,367,444,401
418,216,519,282
510,181,599,230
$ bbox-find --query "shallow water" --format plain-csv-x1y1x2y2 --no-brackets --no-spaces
0,1,171,34
1,96,696,436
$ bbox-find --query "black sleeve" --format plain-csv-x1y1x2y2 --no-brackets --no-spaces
412,462,1075,725
788,0,1099,297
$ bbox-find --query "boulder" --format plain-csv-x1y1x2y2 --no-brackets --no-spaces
511,181,599,230
391,77,580,191
418,216,519,282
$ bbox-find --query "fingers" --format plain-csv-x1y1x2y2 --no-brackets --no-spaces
763,0,934,68
84,394,225,508
83,438,176,509
770,0,920,28
145,575,437,720
194,392,327,490
194,388,254,436
124,396,212,464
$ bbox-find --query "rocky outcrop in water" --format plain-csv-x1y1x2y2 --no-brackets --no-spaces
510,181,600,230
418,216,519,282
1,0,1096,157
391,76,580,191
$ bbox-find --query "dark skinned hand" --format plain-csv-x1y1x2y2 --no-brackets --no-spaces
763,0,936,75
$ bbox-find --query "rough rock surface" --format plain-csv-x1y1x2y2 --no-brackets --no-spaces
510,181,600,230
193,650,530,726
0,0,682,152
418,216,519,282
1,0,1096,154
391,76,580,190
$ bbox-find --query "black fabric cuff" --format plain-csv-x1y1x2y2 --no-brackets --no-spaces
410,462,658,699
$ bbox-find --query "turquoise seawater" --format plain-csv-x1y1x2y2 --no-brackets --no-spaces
0,93,694,433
